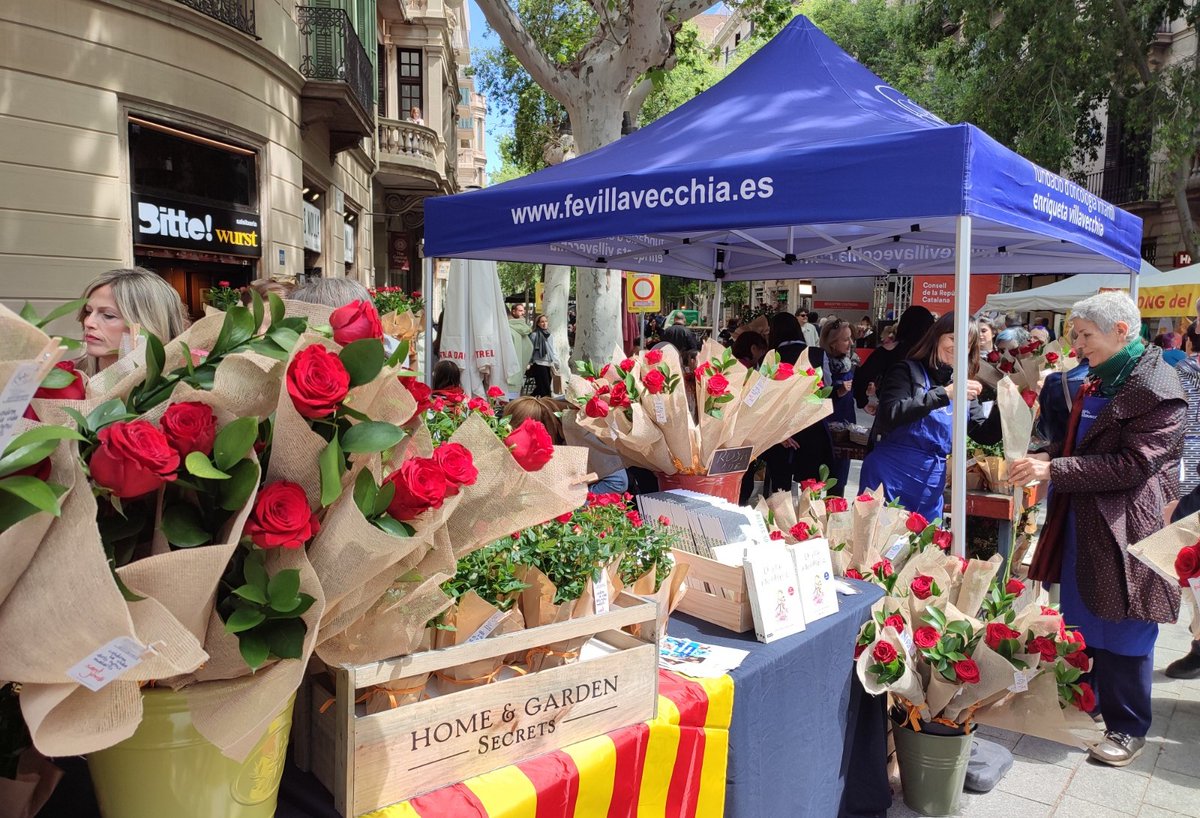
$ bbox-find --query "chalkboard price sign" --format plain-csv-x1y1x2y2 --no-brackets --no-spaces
707,446,753,477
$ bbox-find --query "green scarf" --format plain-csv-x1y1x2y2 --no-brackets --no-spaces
1089,338,1145,397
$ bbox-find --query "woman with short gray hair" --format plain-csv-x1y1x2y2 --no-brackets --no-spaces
289,276,371,308
1012,291,1185,767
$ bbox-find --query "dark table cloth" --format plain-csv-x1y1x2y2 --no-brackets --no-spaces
40,582,888,818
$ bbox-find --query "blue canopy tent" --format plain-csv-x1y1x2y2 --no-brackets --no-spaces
422,15,1143,555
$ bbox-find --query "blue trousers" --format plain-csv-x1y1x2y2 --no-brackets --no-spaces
1088,648,1154,737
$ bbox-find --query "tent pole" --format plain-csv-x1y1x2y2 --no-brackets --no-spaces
1129,264,1140,304
714,280,724,335
423,254,434,385
951,216,972,559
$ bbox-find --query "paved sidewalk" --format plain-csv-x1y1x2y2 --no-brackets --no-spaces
888,615,1200,817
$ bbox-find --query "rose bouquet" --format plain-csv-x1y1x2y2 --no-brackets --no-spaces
369,286,424,352
205,280,241,312
1128,511,1200,642
569,340,831,477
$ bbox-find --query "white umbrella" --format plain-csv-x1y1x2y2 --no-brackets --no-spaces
982,260,1160,314
437,259,521,397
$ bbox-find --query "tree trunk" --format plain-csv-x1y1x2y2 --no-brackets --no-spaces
570,95,627,364
542,264,571,368
1172,160,1199,261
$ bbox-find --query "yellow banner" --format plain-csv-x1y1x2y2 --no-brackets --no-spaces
627,274,660,313
1138,284,1200,318
535,281,543,312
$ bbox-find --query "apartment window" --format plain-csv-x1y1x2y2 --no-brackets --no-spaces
398,48,423,119
458,116,472,130
377,42,387,118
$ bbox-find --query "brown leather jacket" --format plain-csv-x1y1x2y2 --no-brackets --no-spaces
1046,346,1185,623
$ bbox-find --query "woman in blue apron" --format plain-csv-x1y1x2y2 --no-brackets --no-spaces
859,312,999,520
1014,291,1186,768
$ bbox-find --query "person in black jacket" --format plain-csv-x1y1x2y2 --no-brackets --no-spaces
853,306,935,411
859,312,1000,519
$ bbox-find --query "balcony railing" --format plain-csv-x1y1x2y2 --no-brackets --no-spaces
174,0,255,36
1084,160,1167,205
377,118,436,163
297,6,373,119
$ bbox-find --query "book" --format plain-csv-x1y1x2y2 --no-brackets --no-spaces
788,538,840,624
658,637,750,678
743,547,806,643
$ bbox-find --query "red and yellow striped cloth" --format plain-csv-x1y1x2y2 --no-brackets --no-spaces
366,670,734,818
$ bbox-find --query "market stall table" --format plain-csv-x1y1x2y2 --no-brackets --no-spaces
39,584,884,818
944,483,1045,563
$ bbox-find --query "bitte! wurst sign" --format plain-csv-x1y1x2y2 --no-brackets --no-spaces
132,194,262,258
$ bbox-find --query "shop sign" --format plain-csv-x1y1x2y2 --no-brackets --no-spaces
626,273,660,313
343,222,356,264
303,201,322,253
911,274,1001,316
132,194,261,258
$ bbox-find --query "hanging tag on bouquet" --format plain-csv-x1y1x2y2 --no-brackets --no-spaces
1189,577,1200,609
466,609,508,643
0,338,64,452
592,570,611,615
743,379,767,407
653,396,667,424
67,636,152,692
1008,669,1030,693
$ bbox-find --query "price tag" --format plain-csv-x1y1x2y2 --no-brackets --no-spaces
466,610,508,643
1008,669,1030,693
897,629,916,658
0,339,63,452
592,572,611,615
1189,577,1200,608
67,636,150,692
653,397,667,424
884,537,906,562
743,380,767,407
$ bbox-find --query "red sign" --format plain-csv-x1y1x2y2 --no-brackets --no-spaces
910,275,1002,316
813,300,870,312
388,232,409,271
1174,251,1193,268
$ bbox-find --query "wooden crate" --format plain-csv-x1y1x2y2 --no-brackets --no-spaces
672,549,754,633
307,594,659,816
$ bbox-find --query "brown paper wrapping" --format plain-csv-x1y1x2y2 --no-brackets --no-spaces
724,349,832,460
941,641,1029,723
954,556,1002,618
381,308,423,343
567,375,676,474
432,591,524,688
0,419,69,608
1128,510,1200,587
636,345,696,469
0,303,60,364
971,672,1102,749
0,748,62,818
615,556,689,639
695,340,746,468
856,626,927,715
516,566,598,672
361,628,435,715
996,376,1035,464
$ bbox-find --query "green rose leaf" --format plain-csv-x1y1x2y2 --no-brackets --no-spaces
213,416,259,471
185,451,231,480
318,436,344,507
225,606,266,634
264,618,307,659
233,583,268,605
268,292,286,328
161,503,211,548
339,338,386,387
218,460,260,512
340,421,405,454
243,550,269,593
267,569,302,611
237,630,270,669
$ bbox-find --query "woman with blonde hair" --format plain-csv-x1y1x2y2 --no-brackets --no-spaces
78,267,188,374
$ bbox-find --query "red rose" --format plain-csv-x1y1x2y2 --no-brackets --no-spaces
906,512,929,534
244,481,320,549
626,510,644,527
657,515,671,526
35,361,86,401
884,613,905,633
914,626,941,649
644,349,663,365
1065,649,1091,672
598,364,612,378
805,367,816,376
873,559,895,579
384,458,449,520
954,658,981,684
706,373,730,397
984,622,1020,650
1040,605,1059,618
399,376,433,415
986,350,1002,364
555,512,573,523
1021,389,1038,408
800,479,825,493
775,363,794,381
856,493,873,503
999,359,1015,373
619,358,635,372
1065,629,1086,651
89,420,179,498
769,530,784,541
609,381,631,408
506,418,554,471
1006,577,1026,596
910,575,935,600
845,568,864,580
695,361,712,378
956,556,969,573
854,644,865,659
932,529,952,551
585,395,610,419
160,401,217,458
1175,543,1200,585
872,641,898,664
16,457,52,482
789,521,812,541
1073,682,1096,713
330,300,383,346
432,443,478,493
487,386,505,399
218,280,231,287
642,369,666,394
1027,635,1058,663
287,345,350,419
825,496,848,513
467,396,494,415
1045,352,1060,364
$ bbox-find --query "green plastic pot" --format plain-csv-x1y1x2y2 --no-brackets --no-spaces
893,720,975,816
88,689,294,818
